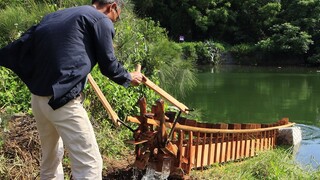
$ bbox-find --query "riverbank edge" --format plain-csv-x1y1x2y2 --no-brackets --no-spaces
219,51,312,67
0,113,319,179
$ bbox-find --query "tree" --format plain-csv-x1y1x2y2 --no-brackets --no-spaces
256,23,313,55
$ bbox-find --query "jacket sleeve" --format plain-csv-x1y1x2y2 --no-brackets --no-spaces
0,35,23,70
92,18,132,87
0,25,37,83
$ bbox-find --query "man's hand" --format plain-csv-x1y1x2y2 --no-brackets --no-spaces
130,71,145,86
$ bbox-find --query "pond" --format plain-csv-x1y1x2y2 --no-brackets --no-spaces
181,65,320,170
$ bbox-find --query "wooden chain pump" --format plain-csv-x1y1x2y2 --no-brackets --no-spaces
88,65,295,179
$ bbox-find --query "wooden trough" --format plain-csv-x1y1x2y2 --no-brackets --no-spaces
127,97,295,179
88,67,295,179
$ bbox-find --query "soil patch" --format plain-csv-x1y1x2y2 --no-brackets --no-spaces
0,115,143,179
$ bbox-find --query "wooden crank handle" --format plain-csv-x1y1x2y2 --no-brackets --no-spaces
135,64,189,114
87,74,121,127
135,64,141,72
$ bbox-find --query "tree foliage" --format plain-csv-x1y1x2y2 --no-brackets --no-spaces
0,0,197,116
257,23,313,55
131,0,320,64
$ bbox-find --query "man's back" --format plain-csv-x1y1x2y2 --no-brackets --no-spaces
0,3,131,109
31,5,111,97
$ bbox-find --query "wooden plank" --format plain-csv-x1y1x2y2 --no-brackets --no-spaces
201,132,207,170
240,133,245,159
250,139,255,157
241,124,249,158
245,136,250,157
142,76,189,113
246,124,255,157
273,129,277,147
194,144,210,167
260,133,264,151
178,130,184,169
125,140,148,145
267,128,271,149
235,137,240,160
208,133,213,165
172,131,177,142
214,134,220,163
231,135,236,161
229,124,240,161
87,74,120,126
253,124,260,155
187,131,194,173
263,131,267,150
219,124,227,163
135,63,188,113
220,141,226,163
255,132,260,153
195,131,200,167
225,136,232,162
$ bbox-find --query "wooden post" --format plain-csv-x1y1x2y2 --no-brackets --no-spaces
201,131,207,170
208,133,213,165
187,131,193,174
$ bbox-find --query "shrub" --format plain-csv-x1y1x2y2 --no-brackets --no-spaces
178,41,225,66
256,23,313,55
307,53,320,66
227,43,256,64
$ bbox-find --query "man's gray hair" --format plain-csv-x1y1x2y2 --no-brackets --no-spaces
92,0,125,7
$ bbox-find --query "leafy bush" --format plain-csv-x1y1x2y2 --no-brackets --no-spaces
256,23,314,55
180,42,198,62
0,68,31,113
229,43,255,58
178,41,225,66
307,53,320,65
114,7,197,98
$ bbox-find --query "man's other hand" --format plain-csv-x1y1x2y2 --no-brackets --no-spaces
130,71,145,86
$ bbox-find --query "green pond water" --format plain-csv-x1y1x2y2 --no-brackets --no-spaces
181,65,320,169
182,65,320,126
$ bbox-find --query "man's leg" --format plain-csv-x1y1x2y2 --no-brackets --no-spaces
31,94,64,180
44,95,103,180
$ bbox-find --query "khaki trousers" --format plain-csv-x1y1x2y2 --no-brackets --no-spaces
31,94,102,180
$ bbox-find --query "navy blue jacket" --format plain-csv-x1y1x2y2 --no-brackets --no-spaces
0,5,132,109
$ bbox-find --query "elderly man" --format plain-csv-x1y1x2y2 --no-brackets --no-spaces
0,0,142,179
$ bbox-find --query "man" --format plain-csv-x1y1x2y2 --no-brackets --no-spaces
0,0,143,179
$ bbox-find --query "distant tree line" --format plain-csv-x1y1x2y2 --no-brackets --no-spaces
131,0,320,65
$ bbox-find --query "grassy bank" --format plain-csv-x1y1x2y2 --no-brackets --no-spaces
1,111,320,179
190,147,320,179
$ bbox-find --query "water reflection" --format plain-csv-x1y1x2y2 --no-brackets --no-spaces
183,65,320,126
182,65,320,169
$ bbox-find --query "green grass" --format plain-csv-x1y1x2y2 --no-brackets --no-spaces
190,147,320,180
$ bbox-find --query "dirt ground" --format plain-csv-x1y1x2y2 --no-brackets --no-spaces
1,114,146,179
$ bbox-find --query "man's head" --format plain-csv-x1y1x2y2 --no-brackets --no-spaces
92,0,124,22
92,0,124,7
